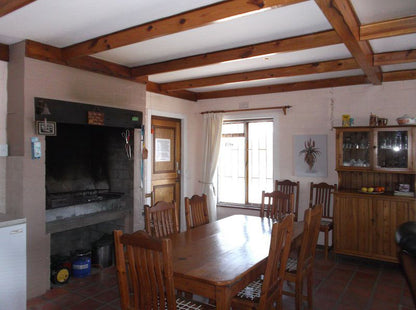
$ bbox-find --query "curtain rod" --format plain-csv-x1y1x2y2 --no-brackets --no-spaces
200,105,292,115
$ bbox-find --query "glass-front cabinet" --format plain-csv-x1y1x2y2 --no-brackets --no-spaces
336,126,415,172
374,128,411,171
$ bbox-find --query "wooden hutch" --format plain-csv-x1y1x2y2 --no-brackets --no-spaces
334,125,416,263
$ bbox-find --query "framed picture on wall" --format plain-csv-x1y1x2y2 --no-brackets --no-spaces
36,121,57,136
294,134,327,177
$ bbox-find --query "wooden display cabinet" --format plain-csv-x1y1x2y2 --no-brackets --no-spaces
334,125,416,263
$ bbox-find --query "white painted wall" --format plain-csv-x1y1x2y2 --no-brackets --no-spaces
0,61,7,213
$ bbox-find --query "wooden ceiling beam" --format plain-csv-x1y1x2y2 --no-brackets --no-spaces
374,49,416,66
159,58,359,91
0,43,9,61
361,16,416,41
61,0,307,60
131,30,341,77
196,75,369,99
0,0,36,18
315,0,382,85
146,81,198,101
25,40,134,80
383,69,416,82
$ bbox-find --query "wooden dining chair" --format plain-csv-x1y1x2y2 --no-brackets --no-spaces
231,214,294,310
184,194,209,230
283,204,322,310
309,182,337,260
114,230,214,310
144,201,179,238
260,190,294,221
275,179,300,221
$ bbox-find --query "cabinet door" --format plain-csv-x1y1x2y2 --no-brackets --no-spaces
372,198,416,261
336,129,371,170
373,127,412,171
334,195,372,256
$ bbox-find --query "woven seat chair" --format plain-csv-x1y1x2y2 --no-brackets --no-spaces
184,194,209,230
260,190,294,221
309,182,337,260
283,204,322,310
145,201,179,238
275,180,300,221
231,214,294,310
114,230,214,310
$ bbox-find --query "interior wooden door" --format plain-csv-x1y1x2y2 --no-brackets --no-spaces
151,116,181,220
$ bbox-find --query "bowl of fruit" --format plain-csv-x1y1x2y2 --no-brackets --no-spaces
360,186,385,194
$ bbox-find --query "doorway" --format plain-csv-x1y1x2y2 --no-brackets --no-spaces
150,116,181,224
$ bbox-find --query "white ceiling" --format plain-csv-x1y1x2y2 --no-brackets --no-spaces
0,0,415,95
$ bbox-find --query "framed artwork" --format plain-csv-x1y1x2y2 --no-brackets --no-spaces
36,121,57,136
294,135,327,177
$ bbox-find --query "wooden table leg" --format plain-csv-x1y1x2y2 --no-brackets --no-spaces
215,286,232,310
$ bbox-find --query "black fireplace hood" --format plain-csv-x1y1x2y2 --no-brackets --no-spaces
34,97,142,128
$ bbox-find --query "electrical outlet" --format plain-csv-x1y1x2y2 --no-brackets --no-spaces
0,144,8,157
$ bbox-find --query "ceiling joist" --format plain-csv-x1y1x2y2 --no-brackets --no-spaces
374,49,416,66
62,0,307,60
0,0,36,18
360,15,416,41
160,58,359,91
314,0,382,85
131,30,342,77
0,43,9,61
196,75,370,99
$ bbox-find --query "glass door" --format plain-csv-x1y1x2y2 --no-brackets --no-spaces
374,128,411,170
339,130,371,169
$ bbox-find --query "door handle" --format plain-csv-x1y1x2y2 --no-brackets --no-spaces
176,161,181,175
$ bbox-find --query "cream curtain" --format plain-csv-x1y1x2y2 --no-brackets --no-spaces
201,113,223,222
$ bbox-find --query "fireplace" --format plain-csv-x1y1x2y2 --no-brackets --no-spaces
35,98,142,257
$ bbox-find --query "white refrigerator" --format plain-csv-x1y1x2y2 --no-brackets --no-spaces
0,215,26,310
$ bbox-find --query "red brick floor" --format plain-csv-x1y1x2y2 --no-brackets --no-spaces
27,249,416,310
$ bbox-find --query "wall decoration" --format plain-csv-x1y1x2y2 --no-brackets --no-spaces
294,135,327,177
36,121,57,136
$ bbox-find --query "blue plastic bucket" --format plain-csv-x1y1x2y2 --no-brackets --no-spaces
72,250,91,278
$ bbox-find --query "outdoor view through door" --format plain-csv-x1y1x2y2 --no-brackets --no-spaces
217,119,273,206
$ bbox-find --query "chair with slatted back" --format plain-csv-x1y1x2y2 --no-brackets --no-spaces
231,214,294,310
275,180,300,221
309,182,337,260
184,194,210,230
260,190,294,221
283,204,322,310
145,201,179,238
114,230,214,310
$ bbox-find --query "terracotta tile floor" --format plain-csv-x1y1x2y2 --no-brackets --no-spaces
28,249,416,310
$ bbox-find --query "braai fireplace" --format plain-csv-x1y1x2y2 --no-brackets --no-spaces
35,98,142,257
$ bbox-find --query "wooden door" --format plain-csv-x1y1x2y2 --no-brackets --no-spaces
334,193,372,257
372,197,416,261
151,116,181,219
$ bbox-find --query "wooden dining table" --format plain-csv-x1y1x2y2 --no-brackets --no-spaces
170,214,303,309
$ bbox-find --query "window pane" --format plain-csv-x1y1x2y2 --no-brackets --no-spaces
217,136,245,204
222,123,244,135
248,122,273,204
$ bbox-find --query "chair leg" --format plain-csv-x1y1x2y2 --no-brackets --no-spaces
324,229,329,260
295,278,303,310
307,271,313,310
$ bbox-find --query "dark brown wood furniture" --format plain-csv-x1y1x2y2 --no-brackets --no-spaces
283,204,322,310
231,214,294,310
113,230,213,310
275,179,300,221
309,182,337,260
144,200,179,238
170,215,303,310
260,190,294,221
334,126,416,263
184,194,210,230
